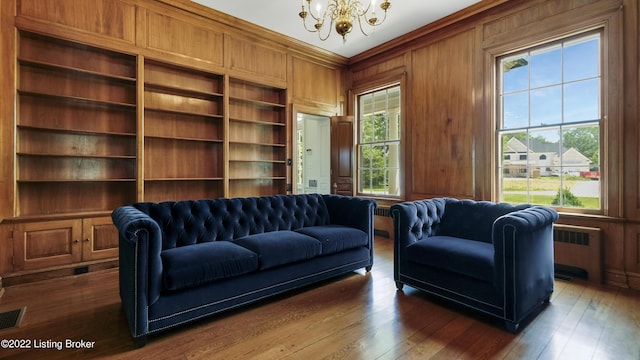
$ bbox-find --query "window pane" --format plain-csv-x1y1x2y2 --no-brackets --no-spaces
370,169,385,193
387,168,400,196
530,45,562,88
359,169,370,193
564,36,600,82
387,143,400,169
388,110,401,141
502,92,529,129
564,79,600,122
500,131,527,174
531,85,562,126
372,144,388,168
561,125,599,170
502,54,529,93
360,94,373,142
373,114,388,142
359,145,372,168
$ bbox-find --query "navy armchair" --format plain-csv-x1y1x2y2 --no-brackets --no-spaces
391,198,559,331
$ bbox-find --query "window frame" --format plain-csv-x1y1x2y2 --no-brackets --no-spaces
493,29,607,215
354,81,403,199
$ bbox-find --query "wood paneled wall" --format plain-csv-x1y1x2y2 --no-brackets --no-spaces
349,0,640,289
408,29,477,199
1,0,638,290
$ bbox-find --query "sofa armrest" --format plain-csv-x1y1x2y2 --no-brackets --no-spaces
111,206,164,338
492,206,559,321
322,194,376,235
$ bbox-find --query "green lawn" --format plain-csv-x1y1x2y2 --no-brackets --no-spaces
502,176,600,209
502,193,600,208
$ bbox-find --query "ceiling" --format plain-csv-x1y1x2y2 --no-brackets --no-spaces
191,0,481,58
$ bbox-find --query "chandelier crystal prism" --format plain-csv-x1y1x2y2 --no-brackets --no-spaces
299,0,391,42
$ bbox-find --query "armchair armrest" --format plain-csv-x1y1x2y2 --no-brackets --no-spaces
390,198,446,248
492,206,559,322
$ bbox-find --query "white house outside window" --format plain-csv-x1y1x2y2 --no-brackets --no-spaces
497,31,602,210
357,85,401,197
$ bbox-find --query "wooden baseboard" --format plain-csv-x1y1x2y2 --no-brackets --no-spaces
2,260,119,287
626,272,640,291
605,269,630,289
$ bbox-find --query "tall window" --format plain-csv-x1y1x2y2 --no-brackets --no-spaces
497,31,602,210
357,85,401,197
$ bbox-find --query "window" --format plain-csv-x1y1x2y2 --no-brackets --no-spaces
497,31,602,210
357,84,401,197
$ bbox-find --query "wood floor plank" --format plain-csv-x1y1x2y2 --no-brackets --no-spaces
0,236,638,360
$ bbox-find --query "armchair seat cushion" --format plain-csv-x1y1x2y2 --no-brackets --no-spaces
296,225,369,255
406,236,494,282
233,231,322,270
161,241,259,291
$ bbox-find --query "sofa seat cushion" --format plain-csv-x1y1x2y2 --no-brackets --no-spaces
296,225,369,255
233,231,322,270
406,236,494,282
161,241,259,291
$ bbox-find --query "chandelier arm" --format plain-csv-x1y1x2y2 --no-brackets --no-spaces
302,21,321,33
318,17,334,41
363,8,388,27
356,0,371,16
356,15,373,37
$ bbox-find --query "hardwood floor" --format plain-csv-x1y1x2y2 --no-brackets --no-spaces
0,236,638,359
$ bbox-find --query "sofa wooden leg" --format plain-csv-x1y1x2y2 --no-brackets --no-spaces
395,281,404,291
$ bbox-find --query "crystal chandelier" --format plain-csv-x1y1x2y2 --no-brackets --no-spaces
299,0,392,42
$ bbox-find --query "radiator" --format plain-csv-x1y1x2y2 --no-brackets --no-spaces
374,207,391,217
374,206,392,238
553,224,603,284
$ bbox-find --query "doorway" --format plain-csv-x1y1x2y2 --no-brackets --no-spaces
295,113,331,194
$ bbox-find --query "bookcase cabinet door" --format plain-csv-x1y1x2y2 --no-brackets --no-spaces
13,219,83,272
81,217,119,261
11,217,118,272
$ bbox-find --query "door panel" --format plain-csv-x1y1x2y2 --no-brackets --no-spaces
82,217,119,261
331,116,354,196
13,219,82,271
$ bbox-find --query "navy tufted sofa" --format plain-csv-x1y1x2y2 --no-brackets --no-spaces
391,198,558,331
112,193,376,345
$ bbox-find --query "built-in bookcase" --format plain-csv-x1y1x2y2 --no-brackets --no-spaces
143,60,225,202
8,32,290,282
228,78,287,197
16,32,137,216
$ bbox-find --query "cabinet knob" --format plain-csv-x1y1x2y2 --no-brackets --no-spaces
84,238,90,242
73,239,79,243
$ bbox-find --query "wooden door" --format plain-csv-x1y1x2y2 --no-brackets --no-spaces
330,116,354,196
